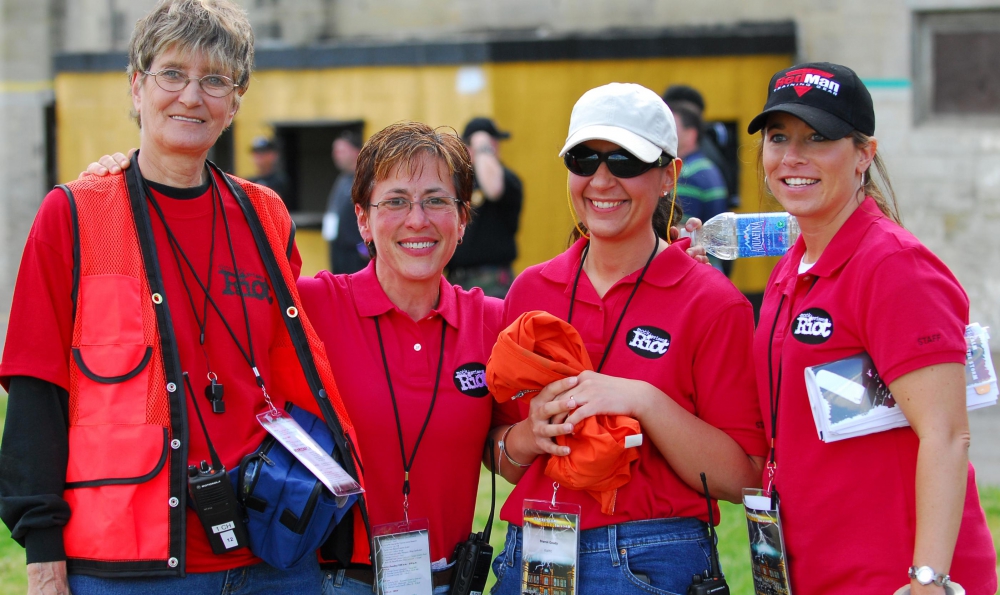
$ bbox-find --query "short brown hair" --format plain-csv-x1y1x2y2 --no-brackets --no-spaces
353,121,473,212
127,0,254,126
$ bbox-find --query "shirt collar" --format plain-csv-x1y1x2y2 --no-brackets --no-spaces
539,237,697,302
776,196,883,287
352,259,460,328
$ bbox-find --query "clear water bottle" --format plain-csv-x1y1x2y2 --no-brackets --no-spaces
694,212,799,260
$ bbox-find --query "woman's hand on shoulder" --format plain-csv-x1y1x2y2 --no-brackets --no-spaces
561,370,660,427
79,149,135,179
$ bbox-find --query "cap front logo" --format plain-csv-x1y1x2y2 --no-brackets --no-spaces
774,68,840,98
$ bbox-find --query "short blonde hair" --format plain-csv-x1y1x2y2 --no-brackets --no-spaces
127,0,254,126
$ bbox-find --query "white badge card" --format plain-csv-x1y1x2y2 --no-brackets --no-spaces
372,519,434,595
256,409,364,496
743,488,793,595
521,500,581,595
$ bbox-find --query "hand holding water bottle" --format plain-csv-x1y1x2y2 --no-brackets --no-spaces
692,212,799,260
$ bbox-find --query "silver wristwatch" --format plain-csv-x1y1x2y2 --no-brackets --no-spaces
909,565,950,587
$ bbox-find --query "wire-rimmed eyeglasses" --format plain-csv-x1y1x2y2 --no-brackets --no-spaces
143,68,240,98
370,196,461,216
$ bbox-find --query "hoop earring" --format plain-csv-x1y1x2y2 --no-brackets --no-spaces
861,170,867,186
764,175,772,196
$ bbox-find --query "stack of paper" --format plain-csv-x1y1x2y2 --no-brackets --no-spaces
804,324,998,443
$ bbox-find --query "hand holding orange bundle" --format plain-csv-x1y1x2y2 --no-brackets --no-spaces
486,310,641,514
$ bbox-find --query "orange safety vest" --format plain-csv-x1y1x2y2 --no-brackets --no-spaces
59,158,368,577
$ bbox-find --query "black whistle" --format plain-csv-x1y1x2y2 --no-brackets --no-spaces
205,380,225,414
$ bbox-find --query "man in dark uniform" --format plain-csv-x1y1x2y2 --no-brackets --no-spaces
447,117,523,298
248,136,290,200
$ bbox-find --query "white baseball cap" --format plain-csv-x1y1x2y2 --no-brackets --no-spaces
559,82,678,162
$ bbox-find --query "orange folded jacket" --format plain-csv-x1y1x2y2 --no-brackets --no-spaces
486,310,641,514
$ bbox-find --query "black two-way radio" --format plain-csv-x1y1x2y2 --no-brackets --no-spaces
687,472,730,595
450,442,497,595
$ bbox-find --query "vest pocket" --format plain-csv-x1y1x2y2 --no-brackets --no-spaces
63,424,171,560
72,343,152,425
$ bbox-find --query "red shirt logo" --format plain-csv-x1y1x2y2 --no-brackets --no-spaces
774,68,841,97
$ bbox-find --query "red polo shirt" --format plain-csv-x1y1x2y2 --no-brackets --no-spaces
499,238,767,530
297,263,519,562
754,197,996,595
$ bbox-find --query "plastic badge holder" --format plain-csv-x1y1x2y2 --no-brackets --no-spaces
372,518,434,595
521,495,581,595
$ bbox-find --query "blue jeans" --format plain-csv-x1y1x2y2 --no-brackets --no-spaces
320,569,451,595
490,518,713,595
68,558,322,595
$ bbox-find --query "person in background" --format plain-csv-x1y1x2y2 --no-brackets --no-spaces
0,0,360,593
661,84,738,208
667,101,729,274
323,130,368,274
248,136,289,200
490,83,766,594
446,117,523,298
749,62,996,594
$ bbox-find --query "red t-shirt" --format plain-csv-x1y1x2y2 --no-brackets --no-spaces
500,238,767,530
297,263,520,562
0,172,302,573
754,197,997,595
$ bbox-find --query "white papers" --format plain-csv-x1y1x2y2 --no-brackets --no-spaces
804,323,998,443
372,520,434,595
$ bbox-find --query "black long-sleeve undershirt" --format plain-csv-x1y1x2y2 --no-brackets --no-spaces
0,376,71,564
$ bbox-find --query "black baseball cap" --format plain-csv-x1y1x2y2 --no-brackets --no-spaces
462,117,510,143
747,62,875,139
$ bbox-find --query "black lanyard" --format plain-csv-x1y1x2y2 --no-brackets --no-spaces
567,239,658,373
765,274,819,505
373,315,448,521
141,164,271,406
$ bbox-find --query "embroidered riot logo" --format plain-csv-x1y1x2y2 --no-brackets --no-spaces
792,308,834,344
774,67,840,97
453,363,489,397
626,326,671,359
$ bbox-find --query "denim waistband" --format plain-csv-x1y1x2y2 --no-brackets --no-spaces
577,518,708,553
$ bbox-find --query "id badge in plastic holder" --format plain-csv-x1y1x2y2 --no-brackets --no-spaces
256,409,364,497
742,488,793,595
372,518,434,595
521,498,581,595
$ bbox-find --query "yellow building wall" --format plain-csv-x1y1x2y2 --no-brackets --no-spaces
56,53,790,292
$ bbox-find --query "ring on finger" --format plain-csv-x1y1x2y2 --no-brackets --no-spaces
567,396,576,408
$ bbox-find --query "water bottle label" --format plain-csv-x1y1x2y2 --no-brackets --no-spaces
736,214,792,258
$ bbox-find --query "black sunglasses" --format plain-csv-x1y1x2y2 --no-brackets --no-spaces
563,146,671,179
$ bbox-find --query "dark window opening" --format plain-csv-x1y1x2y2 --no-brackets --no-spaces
272,120,364,229
44,102,57,191
208,127,235,174
933,31,1000,114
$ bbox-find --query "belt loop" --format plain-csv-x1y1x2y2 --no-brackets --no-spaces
609,524,621,567
334,568,346,588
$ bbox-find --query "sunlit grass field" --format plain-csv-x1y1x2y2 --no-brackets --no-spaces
0,390,997,594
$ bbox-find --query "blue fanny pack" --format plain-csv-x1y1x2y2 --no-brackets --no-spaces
230,402,357,569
